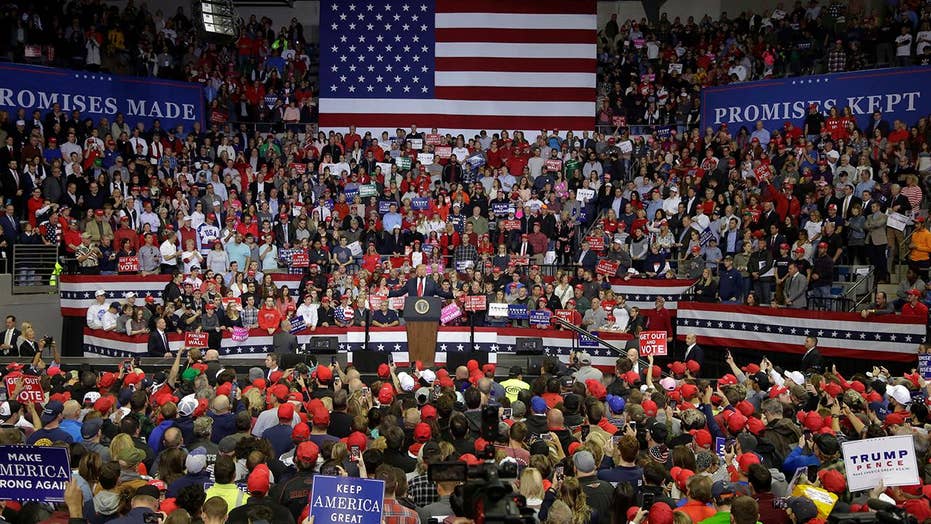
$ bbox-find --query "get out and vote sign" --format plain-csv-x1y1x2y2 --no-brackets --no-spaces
638,330,668,356
310,475,384,524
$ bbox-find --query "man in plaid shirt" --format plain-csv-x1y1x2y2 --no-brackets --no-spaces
378,465,421,524
407,442,441,507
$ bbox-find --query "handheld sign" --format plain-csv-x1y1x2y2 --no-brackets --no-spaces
464,295,487,312
411,197,430,211
586,236,605,251
507,304,529,320
310,475,384,524
544,159,563,172
529,309,551,326
425,133,442,145
359,184,379,198
290,252,310,268
440,303,462,325
0,445,70,502
639,331,668,356
715,437,726,458
435,146,452,158
596,259,620,276
289,317,306,334
396,156,412,171
5,375,43,403
409,138,423,150
920,354,931,379
117,256,139,273
488,302,509,317
753,164,770,182
842,435,919,491
185,332,209,348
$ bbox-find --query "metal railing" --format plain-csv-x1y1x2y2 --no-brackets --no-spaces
11,245,59,294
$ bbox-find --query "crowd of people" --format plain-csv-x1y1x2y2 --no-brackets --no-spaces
1,327,930,524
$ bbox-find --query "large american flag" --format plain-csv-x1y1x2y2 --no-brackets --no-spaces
318,0,597,134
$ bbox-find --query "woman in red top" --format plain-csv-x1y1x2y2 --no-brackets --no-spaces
257,297,283,334
275,286,296,317
362,243,381,273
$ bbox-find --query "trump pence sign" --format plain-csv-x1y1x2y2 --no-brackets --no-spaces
841,435,919,491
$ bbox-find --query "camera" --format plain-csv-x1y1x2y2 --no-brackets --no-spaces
428,406,535,523
42,336,53,347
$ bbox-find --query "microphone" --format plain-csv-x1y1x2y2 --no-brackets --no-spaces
867,498,899,513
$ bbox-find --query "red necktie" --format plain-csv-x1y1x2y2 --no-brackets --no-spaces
417,279,424,297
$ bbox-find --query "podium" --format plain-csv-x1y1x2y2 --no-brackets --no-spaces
404,296,443,367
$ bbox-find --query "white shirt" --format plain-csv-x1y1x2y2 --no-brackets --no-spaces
101,311,118,331
897,34,913,56
86,303,107,329
297,303,319,327
159,240,178,266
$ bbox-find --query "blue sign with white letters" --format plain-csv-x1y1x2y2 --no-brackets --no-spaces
529,309,551,326
508,304,529,320
310,475,384,524
701,67,931,132
0,445,71,502
0,63,205,130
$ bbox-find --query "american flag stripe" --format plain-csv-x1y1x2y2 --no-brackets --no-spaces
319,0,596,135
676,302,924,362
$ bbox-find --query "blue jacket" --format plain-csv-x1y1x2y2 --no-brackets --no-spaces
148,420,174,454
718,268,743,301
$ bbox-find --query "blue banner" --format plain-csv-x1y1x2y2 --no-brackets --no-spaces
0,63,205,130
920,354,931,379
344,188,359,201
0,445,70,502
579,332,599,347
700,67,931,131
508,304,529,320
529,309,551,326
378,200,393,214
411,197,430,210
310,475,384,524
715,437,726,458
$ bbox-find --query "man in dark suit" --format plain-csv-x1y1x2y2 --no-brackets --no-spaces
273,213,295,246
147,317,171,357
682,333,705,369
0,204,19,244
576,239,597,272
1,160,24,209
800,335,824,372
388,264,453,298
0,315,21,356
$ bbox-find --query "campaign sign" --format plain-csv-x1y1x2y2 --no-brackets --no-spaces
417,153,434,165
231,326,249,342
491,202,511,216
920,354,931,379
291,252,309,268
618,140,633,154
529,309,551,326
700,67,931,131
655,127,673,139
639,331,667,356
488,302,509,317
842,435,919,491
544,159,563,172
465,153,485,169
0,445,71,502
289,162,307,174
289,317,306,334
576,188,595,202
596,259,620,276
503,219,521,231
612,116,626,127
409,138,423,150
425,133,442,145
715,437,726,458
508,304,529,320
440,303,462,324
185,332,209,348
344,188,359,201
359,184,379,198
117,256,139,273
0,64,204,130
435,146,452,158
396,156,412,171
310,475,384,524
464,295,487,312
578,332,599,347
511,255,530,266
347,241,363,258
411,197,430,211
378,201,393,214
586,236,605,251
753,164,770,182
5,375,43,403
388,296,405,310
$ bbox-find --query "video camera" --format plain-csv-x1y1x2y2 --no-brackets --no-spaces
428,406,535,523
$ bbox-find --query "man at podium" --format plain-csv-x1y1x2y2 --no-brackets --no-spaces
389,264,453,299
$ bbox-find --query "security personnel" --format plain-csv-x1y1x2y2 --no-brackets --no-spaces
500,366,530,403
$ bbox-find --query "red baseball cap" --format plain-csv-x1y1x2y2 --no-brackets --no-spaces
413,422,431,443
247,464,271,494
277,403,294,421
312,407,330,427
315,365,333,383
291,422,310,441
421,404,438,422
296,441,320,464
